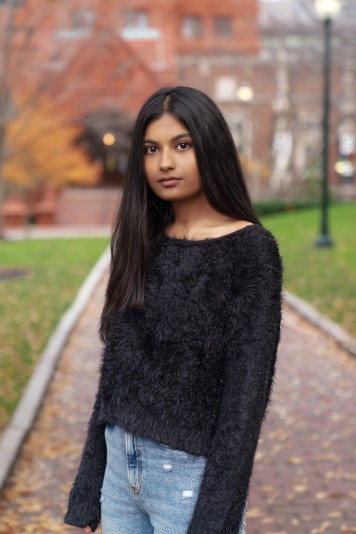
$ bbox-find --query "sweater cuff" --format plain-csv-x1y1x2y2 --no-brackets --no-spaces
187,458,249,534
64,484,101,532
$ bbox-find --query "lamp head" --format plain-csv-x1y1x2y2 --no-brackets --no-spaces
236,85,254,103
314,0,341,20
103,133,116,146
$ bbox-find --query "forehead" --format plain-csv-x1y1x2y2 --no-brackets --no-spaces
144,113,189,139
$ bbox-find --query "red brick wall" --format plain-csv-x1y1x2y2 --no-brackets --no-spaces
175,0,260,55
1,0,260,119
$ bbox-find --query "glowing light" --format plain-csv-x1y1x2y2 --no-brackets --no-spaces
236,85,254,102
103,133,116,146
335,160,354,177
314,0,341,20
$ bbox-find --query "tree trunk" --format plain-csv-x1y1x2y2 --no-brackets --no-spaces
0,2,16,239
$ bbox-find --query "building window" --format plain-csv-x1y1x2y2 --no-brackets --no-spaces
215,77,237,102
125,9,148,30
182,16,203,38
72,10,96,29
0,0,23,5
214,16,233,37
121,9,159,40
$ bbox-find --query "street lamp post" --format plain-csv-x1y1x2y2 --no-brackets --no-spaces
314,0,341,247
236,84,255,192
236,84,254,158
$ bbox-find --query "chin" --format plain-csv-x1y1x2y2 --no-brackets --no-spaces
154,190,184,201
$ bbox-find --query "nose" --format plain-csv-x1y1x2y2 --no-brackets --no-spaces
159,147,175,171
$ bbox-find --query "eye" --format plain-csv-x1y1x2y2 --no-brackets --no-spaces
177,142,191,151
144,145,158,155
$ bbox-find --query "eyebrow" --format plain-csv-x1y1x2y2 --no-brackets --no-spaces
144,133,192,144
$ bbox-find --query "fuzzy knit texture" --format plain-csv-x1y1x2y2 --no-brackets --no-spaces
64,224,283,533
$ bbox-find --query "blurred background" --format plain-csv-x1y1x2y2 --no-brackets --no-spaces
0,0,355,230
1,2,356,532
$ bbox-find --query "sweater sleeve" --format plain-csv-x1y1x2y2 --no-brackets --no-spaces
64,375,107,532
187,230,283,534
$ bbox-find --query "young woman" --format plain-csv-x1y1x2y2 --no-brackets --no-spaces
64,86,283,533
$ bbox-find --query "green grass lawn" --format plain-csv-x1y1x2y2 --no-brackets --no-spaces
0,237,108,432
262,202,356,338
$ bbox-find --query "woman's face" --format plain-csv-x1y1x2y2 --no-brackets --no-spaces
143,113,204,203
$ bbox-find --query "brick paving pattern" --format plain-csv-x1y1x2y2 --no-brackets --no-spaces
0,280,355,533
249,310,356,534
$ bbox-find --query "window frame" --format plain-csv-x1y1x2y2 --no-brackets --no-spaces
181,15,203,38
214,15,233,37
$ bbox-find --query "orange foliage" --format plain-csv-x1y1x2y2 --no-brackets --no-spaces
4,98,100,188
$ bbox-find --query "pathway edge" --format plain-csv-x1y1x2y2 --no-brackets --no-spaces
1,278,354,492
285,290,356,358
0,247,110,492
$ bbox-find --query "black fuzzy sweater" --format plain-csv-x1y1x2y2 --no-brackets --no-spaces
64,224,283,533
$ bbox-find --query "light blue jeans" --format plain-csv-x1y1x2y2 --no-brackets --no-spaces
101,424,246,533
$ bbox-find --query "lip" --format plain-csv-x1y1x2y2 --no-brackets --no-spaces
158,177,181,187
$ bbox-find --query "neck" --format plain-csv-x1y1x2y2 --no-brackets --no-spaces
169,196,235,233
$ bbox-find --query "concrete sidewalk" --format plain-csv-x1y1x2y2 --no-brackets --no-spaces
0,281,355,533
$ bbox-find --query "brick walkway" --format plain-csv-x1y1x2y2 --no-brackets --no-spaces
249,310,356,534
0,281,355,534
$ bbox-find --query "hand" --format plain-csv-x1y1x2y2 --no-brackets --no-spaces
83,528,92,533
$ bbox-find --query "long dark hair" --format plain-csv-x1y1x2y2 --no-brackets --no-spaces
100,86,260,341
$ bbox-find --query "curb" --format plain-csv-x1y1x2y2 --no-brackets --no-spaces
285,290,356,359
0,247,110,492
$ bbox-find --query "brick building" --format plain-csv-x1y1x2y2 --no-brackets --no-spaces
1,0,355,227
2,0,259,117
1,0,259,185
1,0,261,224
178,0,356,200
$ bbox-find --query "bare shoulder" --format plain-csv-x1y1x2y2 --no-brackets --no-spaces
202,220,255,239
204,220,256,239
227,220,254,233
216,220,255,237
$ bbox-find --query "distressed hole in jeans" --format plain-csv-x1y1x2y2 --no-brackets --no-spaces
163,463,172,471
182,490,193,499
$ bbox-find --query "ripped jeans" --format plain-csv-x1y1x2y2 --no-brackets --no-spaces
101,424,246,533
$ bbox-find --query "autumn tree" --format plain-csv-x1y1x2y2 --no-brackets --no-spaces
0,0,55,235
0,0,168,234
4,97,100,189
